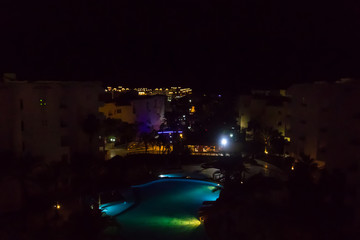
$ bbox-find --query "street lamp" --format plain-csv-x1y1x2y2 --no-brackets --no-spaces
221,138,228,147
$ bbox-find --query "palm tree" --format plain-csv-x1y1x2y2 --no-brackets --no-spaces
82,113,100,152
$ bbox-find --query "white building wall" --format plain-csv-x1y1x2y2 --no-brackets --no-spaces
0,80,103,162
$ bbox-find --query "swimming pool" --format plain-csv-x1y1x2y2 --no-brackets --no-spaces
101,178,222,240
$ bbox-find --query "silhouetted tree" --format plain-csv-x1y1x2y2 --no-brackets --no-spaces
82,114,100,152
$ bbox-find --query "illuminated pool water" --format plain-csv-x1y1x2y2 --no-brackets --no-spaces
101,178,221,240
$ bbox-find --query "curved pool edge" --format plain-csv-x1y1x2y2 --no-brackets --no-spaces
132,178,223,189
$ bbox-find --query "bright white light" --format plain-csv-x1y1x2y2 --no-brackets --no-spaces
221,138,228,146
230,133,234,138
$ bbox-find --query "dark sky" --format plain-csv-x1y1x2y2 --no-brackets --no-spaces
1,0,360,93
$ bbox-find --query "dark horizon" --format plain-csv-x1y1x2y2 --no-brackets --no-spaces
1,0,360,93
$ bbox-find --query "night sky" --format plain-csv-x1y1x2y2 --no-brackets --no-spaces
1,0,360,93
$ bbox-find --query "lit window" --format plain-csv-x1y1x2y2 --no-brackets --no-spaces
39,98,47,106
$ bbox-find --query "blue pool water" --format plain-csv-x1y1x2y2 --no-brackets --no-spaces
101,178,222,240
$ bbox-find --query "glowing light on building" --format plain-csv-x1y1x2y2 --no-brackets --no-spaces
54,202,61,209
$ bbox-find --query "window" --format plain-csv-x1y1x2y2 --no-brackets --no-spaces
116,109,122,114
61,154,69,162
349,138,360,146
352,112,360,120
321,107,329,112
39,98,47,106
299,136,306,141
61,136,69,147
319,147,327,153
60,120,67,128
319,127,328,133
59,103,67,109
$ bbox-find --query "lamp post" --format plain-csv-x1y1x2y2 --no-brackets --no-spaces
220,137,228,156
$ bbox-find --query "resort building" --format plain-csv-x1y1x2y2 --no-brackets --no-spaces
237,89,291,138
0,76,103,162
99,95,166,133
286,79,360,171
99,103,136,123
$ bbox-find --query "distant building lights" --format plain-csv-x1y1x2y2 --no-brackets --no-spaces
230,133,234,138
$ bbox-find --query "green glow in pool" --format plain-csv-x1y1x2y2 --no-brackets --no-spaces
101,178,222,240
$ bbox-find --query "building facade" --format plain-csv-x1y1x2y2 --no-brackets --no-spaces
0,79,103,162
99,103,136,123
286,79,360,170
237,90,290,137
99,95,166,133
132,95,166,132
